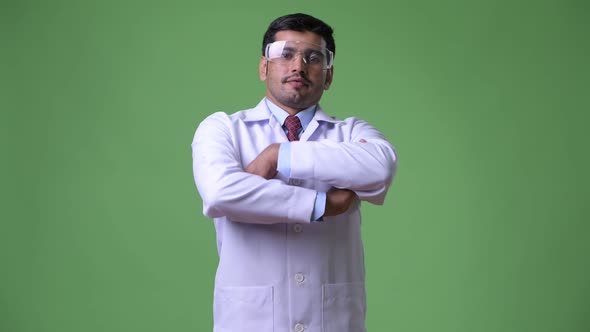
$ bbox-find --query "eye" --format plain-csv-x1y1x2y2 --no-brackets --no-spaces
306,51,324,64
280,51,294,60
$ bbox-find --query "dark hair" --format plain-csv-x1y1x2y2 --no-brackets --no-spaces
262,13,336,57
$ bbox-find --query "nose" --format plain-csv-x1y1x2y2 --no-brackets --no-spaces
289,53,307,73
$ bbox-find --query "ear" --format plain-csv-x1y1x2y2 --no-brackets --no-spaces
259,56,268,81
324,66,334,90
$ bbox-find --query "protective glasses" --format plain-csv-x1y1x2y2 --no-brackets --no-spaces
265,40,334,70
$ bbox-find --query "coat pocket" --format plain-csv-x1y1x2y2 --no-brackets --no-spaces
214,285,274,332
322,282,367,332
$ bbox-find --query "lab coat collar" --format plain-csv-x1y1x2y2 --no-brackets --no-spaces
313,106,342,124
242,98,343,124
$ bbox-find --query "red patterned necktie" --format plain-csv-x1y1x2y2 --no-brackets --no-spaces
284,115,302,142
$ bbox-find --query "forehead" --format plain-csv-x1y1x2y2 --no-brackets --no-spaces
274,30,326,48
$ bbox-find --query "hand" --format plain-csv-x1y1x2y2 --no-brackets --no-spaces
324,188,357,216
245,143,280,179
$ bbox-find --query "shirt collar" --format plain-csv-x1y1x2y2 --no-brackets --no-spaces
241,98,342,125
264,98,316,131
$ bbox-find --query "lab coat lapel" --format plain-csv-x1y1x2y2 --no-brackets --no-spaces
244,99,289,143
299,105,342,142
268,111,289,143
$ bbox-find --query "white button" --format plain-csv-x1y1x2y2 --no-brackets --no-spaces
293,223,303,233
294,323,305,332
290,179,302,186
294,273,305,283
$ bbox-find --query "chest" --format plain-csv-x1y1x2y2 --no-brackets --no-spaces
231,120,346,166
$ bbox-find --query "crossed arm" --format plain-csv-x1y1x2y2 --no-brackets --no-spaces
244,143,361,217
192,112,397,224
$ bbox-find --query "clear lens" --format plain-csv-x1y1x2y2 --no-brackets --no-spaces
265,40,334,69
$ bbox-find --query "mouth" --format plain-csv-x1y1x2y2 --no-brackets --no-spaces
287,80,306,88
283,76,309,88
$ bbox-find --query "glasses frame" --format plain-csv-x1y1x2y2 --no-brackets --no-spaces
265,40,334,70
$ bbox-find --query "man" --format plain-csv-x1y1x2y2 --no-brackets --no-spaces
192,13,397,332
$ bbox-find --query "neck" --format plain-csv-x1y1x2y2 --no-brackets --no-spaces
265,96,310,116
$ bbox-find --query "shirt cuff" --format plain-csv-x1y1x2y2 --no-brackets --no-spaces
311,192,326,222
277,143,291,177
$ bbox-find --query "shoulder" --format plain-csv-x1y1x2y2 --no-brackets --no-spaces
316,111,371,130
315,106,370,127
198,104,262,126
193,101,270,141
202,100,269,125
315,108,387,140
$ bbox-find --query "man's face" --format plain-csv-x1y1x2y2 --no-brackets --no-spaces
259,30,334,114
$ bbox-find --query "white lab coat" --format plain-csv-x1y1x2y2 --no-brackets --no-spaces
192,99,397,332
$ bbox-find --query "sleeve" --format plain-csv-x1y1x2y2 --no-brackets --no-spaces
277,143,291,178
278,143,326,222
289,118,397,205
191,112,318,224
311,191,326,222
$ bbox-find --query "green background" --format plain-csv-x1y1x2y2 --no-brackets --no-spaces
2,0,589,331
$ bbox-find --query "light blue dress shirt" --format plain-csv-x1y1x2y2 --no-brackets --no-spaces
264,98,327,221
